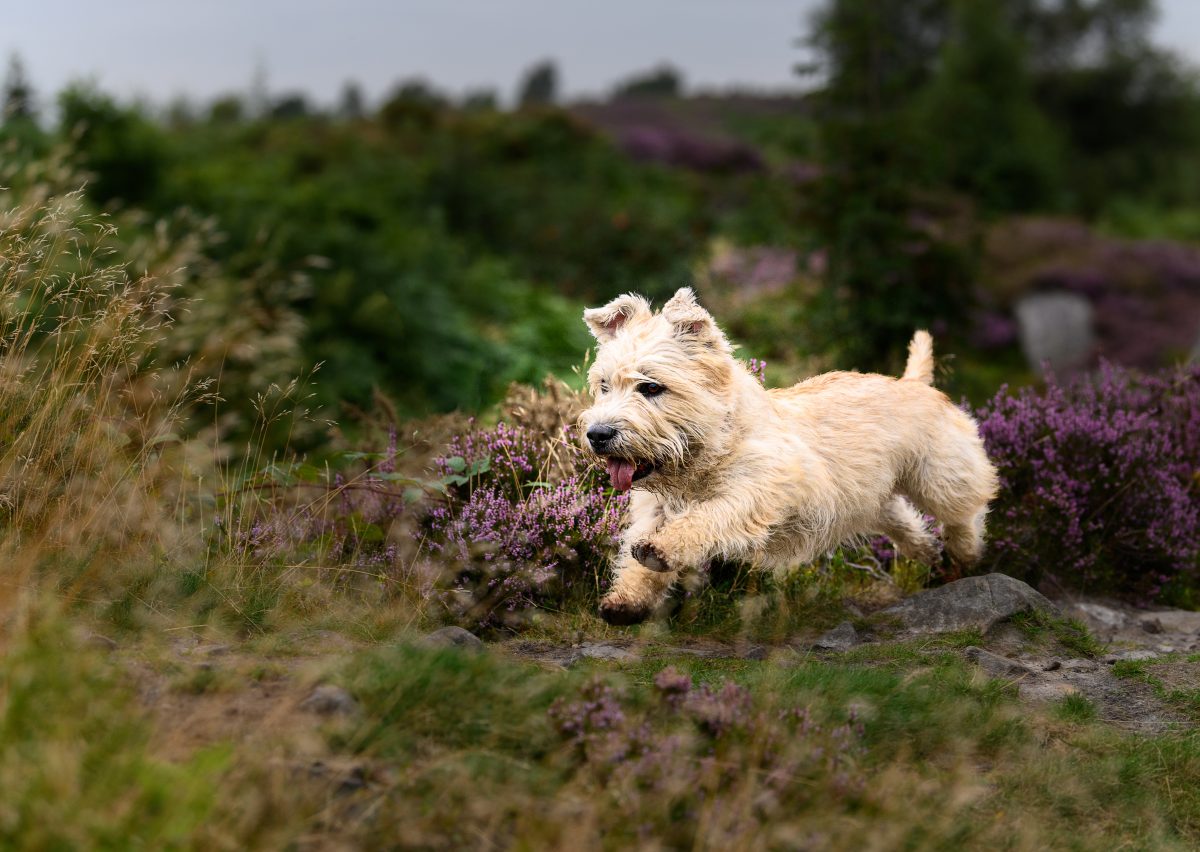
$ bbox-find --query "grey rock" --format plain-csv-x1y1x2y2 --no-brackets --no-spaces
507,642,580,668
881,573,1058,635
578,643,637,662
964,646,1033,678
1019,679,1083,703
422,626,484,652
1042,659,1062,672
1070,602,1126,633
1018,667,1183,733
1062,658,1100,673
1015,291,1095,374
1103,649,1159,664
813,621,859,652
1062,601,1200,653
300,684,358,716
1148,610,1200,635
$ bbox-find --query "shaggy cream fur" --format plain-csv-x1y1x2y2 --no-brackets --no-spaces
580,287,999,625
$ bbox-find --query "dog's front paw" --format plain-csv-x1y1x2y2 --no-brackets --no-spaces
631,540,672,573
598,596,652,626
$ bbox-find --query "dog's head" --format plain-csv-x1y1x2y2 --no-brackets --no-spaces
579,287,737,491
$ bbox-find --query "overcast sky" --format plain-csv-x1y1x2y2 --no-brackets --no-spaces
7,1,1200,109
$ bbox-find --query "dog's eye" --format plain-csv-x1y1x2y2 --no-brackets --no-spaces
637,382,665,398
598,380,609,394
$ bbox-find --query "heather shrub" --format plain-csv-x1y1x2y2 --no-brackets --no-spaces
212,434,409,566
546,668,864,848
976,363,1200,601
425,383,627,629
199,378,626,632
197,417,461,634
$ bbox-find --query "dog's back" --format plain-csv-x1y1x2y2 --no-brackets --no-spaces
764,332,998,566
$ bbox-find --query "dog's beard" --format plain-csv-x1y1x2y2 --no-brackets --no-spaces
597,427,699,492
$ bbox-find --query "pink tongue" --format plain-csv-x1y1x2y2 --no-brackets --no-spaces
606,458,636,492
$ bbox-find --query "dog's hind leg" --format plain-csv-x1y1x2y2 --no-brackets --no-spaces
903,435,997,567
943,508,987,566
877,495,940,564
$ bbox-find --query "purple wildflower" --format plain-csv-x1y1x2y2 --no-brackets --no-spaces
975,362,1200,600
746,358,768,385
427,419,628,629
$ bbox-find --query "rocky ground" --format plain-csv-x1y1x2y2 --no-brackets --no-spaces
59,571,1200,847
500,574,1200,735
116,574,1200,752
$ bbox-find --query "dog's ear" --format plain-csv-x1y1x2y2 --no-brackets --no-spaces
583,293,651,343
661,287,728,349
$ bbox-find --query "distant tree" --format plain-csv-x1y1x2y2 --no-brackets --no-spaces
3,55,35,122
801,0,950,107
208,95,245,124
802,0,973,370
165,96,197,128
59,85,167,205
379,79,446,129
1007,0,1158,69
613,65,684,99
918,0,1064,212
270,93,310,120
1020,1,1200,210
518,61,558,107
803,0,1200,212
387,79,446,108
461,88,498,111
339,81,365,120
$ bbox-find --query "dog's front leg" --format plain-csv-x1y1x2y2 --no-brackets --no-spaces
598,490,676,625
633,490,775,574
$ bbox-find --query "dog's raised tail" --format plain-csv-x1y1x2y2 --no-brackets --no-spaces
902,330,935,384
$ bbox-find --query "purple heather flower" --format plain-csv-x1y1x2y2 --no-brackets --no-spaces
653,666,693,709
427,419,628,629
975,362,1200,601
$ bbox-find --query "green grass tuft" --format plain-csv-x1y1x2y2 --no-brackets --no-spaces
1054,692,1099,723
1010,609,1104,658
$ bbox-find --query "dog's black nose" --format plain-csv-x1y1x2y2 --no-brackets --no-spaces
587,424,617,450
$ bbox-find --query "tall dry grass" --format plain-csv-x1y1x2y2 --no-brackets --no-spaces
0,159,216,632
0,155,255,848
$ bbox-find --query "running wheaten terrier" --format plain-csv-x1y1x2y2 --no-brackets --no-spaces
580,287,998,625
